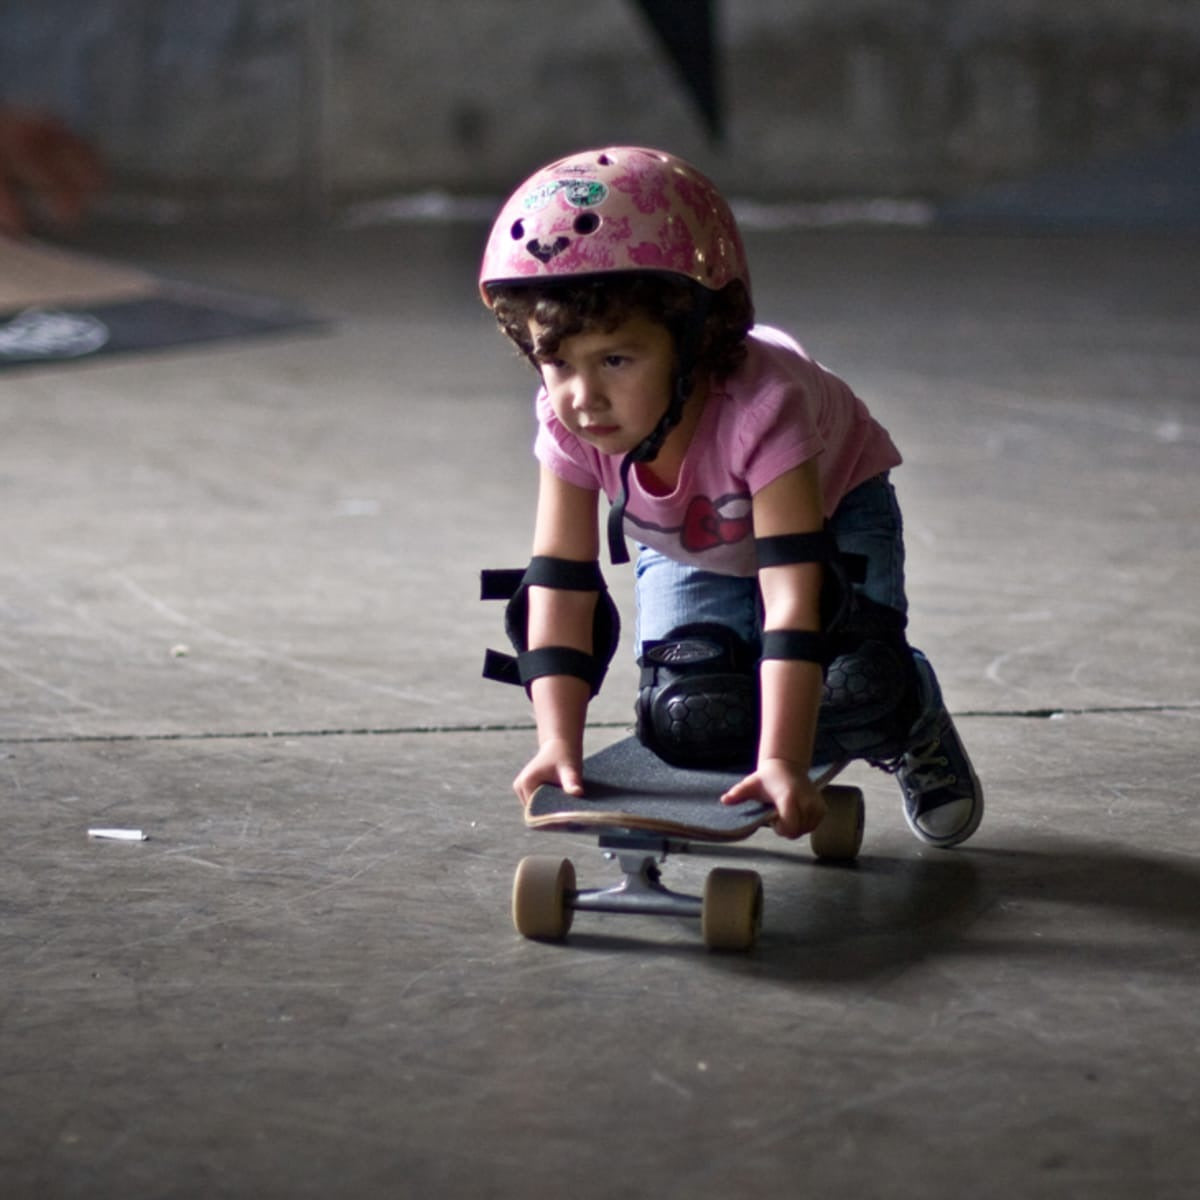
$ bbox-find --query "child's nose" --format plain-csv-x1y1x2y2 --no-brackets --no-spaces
571,374,603,411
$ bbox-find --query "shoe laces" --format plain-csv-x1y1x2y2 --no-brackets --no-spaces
901,735,956,794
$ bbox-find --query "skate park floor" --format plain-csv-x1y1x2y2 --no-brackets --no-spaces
2,219,1197,1198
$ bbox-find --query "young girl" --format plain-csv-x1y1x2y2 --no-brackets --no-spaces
479,146,983,848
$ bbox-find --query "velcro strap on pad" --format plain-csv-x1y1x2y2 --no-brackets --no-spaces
480,568,526,601
517,646,598,689
481,558,604,601
761,629,828,665
522,556,606,591
482,648,522,688
755,531,834,569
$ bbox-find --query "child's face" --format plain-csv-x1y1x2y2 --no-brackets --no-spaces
530,313,676,456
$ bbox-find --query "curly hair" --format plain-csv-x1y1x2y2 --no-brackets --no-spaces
487,274,754,381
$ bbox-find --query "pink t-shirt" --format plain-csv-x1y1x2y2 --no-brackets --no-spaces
533,326,902,577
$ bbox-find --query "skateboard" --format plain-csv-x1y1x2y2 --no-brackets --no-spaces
513,736,864,951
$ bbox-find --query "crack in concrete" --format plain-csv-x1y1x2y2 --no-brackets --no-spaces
1,703,1197,746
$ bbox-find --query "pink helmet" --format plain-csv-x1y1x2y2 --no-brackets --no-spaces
479,146,750,305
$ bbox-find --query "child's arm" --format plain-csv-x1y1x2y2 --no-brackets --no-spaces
721,460,827,838
512,466,602,805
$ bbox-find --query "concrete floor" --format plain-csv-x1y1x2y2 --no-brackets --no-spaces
2,222,1198,1198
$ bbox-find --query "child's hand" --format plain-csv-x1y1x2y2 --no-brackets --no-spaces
721,758,826,839
513,738,585,807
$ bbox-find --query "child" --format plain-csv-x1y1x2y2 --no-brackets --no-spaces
479,146,983,848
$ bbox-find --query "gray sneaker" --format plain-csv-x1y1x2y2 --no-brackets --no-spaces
895,707,984,848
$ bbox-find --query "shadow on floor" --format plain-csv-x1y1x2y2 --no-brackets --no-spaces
536,838,1200,984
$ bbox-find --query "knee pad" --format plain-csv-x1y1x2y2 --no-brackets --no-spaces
635,623,759,770
480,557,620,697
812,635,921,765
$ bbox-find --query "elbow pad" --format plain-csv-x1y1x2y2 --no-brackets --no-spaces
480,556,620,697
755,527,867,636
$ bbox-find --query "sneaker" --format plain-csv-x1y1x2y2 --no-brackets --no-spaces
895,707,984,848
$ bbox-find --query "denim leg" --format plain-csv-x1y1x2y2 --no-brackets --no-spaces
634,550,760,649
829,475,945,734
825,473,908,616
909,648,946,738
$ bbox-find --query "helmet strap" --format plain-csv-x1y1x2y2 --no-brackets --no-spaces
606,286,712,565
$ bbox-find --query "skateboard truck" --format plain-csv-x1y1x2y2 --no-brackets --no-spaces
579,833,704,920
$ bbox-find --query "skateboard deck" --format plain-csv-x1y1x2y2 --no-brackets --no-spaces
526,735,844,842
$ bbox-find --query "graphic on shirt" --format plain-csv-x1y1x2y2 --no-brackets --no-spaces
628,492,753,554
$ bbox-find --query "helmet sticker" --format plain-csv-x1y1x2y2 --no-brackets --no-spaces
561,180,607,208
521,181,562,212
521,178,608,213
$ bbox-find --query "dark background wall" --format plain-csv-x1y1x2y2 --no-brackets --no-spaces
3,0,1199,222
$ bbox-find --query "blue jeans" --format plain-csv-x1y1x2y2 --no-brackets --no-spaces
635,472,908,643
634,472,943,739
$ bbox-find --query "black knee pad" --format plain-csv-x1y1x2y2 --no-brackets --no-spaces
812,635,921,765
635,623,759,770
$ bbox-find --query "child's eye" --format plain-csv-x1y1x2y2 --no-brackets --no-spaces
603,354,630,368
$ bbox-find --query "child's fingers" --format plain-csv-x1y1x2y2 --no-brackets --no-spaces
771,802,803,840
513,760,550,805
773,794,826,841
720,774,762,806
513,756,585,805
723,773,810,839
559,764,585,797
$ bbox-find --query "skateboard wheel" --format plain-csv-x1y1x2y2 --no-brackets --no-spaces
512,855,576,941
809,784,865,861
701,868,763,951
